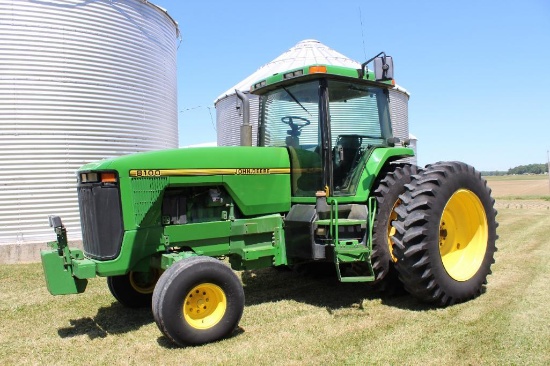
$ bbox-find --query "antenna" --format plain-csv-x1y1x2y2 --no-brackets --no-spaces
359,7,367,60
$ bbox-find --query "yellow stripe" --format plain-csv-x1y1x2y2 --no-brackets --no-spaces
129,168,291,177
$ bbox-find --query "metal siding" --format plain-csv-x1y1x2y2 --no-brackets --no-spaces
389,88,417,165
0,0,178,244
389,88,409,140
216,94,259,146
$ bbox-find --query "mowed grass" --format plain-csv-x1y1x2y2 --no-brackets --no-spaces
1,204,549,365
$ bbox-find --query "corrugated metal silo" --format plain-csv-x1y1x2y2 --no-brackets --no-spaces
214,39,415,162
215,94,260,146
389,86,417,165
389,87,409,141
0,0,179,260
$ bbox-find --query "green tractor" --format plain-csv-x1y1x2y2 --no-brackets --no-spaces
41,53,497,346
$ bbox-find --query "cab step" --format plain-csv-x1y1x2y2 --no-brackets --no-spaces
333,239,374,282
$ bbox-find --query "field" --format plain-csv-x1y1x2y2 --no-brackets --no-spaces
1,176,549,365
485,174,550,198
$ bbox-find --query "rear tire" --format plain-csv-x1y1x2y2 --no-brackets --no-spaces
152,256,245,346
371,164,419,291
392,161,498,306
107,269,160,308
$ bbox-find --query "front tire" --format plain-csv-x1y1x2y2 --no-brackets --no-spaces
392,161,498,306
107,269,160,308
152,256,245,346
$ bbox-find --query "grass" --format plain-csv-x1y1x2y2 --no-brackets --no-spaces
1,205,549,365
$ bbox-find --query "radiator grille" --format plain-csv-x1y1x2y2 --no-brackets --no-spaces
78,184,123,260
131,177,168,227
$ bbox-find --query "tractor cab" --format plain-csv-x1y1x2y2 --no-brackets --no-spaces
250,55,411,271
252,57,397,199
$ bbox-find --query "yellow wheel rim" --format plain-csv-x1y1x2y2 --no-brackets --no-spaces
387,199,401,263
183,283,227,330
129,269,160,294
439,189,488,281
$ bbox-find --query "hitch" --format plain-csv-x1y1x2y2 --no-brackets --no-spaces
41,216,91,295
48,215,68,257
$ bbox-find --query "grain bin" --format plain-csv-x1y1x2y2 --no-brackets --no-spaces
214,39,415,164
0,0,179,261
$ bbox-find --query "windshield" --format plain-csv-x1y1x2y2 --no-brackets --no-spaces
259,81,322,196
258,78,392,197
328,81,392,194
258,81,320,149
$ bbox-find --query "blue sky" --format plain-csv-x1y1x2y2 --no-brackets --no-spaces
152,0,550,171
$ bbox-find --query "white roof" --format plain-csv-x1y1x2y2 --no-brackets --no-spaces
214,39,361,104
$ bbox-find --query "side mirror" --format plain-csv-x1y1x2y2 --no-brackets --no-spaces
358,52,394,81
374,56,393,81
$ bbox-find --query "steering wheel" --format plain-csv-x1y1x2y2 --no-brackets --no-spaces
281,116,310,128
281,116,310,137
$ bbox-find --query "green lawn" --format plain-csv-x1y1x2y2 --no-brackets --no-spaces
1,207,549,365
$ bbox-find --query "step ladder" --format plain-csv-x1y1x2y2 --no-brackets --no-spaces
320,197,377,282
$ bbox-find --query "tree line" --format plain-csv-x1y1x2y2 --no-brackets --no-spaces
481,163,549,176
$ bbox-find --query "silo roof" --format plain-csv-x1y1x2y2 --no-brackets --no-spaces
215,39,410,103
214,39,361,104
148,2,181,38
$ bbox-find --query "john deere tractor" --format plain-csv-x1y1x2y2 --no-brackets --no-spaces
41,53,497,346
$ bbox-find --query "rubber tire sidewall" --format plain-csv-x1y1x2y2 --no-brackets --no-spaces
393,162,498,305
371,164,418,286
107,273,154,308
420,166,497,301
152,256,244,346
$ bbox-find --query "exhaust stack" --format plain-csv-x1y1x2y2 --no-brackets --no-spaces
235,89,252,146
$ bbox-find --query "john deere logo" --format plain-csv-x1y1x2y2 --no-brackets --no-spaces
235,168,270,175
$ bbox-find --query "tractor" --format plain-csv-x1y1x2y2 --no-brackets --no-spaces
41,53,497,346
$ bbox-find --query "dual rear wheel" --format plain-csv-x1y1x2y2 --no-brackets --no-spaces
390,161,498,306
371,164,419,292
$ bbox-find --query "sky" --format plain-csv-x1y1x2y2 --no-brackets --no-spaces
151,0,550,171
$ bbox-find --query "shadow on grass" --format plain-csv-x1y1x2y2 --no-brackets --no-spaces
156,327,246,349
57,265,439,343
57,302,154,340
241,265,436,312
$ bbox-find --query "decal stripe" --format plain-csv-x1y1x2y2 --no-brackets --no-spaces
129,168,291,177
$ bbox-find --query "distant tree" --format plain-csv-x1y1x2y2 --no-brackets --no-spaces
481,171,507,176
507,163,548,175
